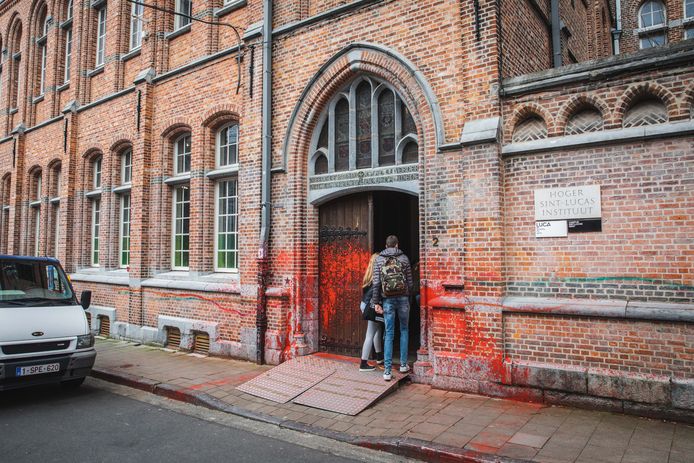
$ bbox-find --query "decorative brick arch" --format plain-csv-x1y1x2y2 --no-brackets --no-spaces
556,95,610,133
200,105,241,129
615,83,678,126
160,120,193,140
278,43,442,356
109,134,135,154
505,103,553,141
682,86,694,119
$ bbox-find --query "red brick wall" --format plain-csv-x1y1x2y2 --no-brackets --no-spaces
505,313,694,378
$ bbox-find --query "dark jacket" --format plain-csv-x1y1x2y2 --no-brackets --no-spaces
370,247,413,305
362,284,374,306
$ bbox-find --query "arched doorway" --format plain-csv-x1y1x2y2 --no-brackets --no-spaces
318,190,420,357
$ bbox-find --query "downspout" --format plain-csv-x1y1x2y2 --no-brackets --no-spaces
256,0,273,365
551,0,562,68
612,0,622,54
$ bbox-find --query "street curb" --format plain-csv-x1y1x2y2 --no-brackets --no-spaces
90,367,527,463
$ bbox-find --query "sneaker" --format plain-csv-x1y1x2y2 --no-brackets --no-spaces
383,369,392,381
399,364,410,374
376,352,384,365
359,360,375,372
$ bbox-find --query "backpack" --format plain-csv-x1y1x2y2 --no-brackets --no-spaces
381,257,407,297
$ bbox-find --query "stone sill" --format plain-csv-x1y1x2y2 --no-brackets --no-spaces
165,25,191,41
142,272,240,293
71,269,129,286
429,295,694,323
121,47,141,62
502,120,694,156
213,0,246,17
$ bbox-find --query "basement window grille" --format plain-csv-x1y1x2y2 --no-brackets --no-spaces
192,332,210,356
166,327,181,350
98,315,110,337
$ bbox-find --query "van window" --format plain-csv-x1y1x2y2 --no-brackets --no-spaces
0,260,74,306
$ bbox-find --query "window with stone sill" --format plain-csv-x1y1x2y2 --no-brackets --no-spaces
173,134,191,175
121,149,132,184
638,0,667,49
685,0,694,38
93,156,102,189
95,5,107,67
119,194,131,268
91,199,100,266
174,0,192,30
63,0,73,83
310,76,419,176
172,185,190,270
37,11,49,97
214,123,240,271
130,0,144,51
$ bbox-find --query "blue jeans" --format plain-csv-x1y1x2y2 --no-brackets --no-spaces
383,296,409,372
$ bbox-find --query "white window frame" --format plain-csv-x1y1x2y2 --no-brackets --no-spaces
91,199,100,267
173,134,191,175
130,1,143,51
174,0,192,30
53,204,60,257
214,178,239,272
119,194,131,268
217,124,239,167
93,157,102,189
35,174,42,201
34,208,41,257
122,150,132,184
39,42,47,95
171,185,190,270
95,6,107,67
638,0,666,28
64,28,72,83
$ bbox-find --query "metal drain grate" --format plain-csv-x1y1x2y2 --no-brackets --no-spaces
166,327,181,349
98,316,110,337
193,332,210,355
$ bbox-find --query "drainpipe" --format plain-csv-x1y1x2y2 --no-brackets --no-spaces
612,0,622,54
255,0,273,365
551,0,562,68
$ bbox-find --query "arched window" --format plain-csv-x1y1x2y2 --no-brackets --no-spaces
93,156,103,189
36,5,49,96
217,124,238,167
8,21,22,110
638,1,667,49
50,164,61,257
310,77,419,176
174,134,191,174
95,4,107,67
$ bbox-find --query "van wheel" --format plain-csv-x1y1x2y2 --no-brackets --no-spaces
61,378,85,389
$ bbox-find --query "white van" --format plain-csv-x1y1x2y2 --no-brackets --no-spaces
0,255,95,391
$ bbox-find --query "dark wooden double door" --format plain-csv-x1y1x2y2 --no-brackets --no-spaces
318,191,419,356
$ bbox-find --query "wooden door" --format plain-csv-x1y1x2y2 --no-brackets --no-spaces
319,193,372,356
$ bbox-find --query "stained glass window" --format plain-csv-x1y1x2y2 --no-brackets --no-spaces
356,82,372,169
378,89,395,166
335,98,349,172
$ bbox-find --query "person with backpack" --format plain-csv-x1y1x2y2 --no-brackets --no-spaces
359,253,384,372
371,235,413,381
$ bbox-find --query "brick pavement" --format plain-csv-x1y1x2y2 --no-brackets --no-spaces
93,339,694,463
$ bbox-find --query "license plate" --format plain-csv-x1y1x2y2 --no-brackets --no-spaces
15,363,61,376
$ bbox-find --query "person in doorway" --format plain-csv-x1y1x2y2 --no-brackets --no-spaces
359,253,384,372
371,235,413,381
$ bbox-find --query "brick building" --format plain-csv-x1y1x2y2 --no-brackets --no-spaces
0,0,692,419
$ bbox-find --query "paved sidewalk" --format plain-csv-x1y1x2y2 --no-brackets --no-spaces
92,339,694,463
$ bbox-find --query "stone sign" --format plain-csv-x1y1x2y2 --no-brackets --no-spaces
309,164,418,191
534,185,601,221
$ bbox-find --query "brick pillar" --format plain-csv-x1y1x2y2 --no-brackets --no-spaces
127,68,155,326
60,102,79,272
7,124,26,255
